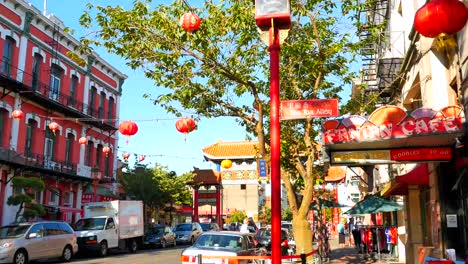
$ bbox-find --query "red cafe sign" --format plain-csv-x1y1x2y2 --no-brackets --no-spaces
323,105,464,144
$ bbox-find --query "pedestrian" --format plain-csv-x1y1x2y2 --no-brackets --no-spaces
348,217,355,247
239,218,250,233
352,218,362,253
337,221,346,248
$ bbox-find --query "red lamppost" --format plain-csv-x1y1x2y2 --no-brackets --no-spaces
91,169,102,202
255,2,291,264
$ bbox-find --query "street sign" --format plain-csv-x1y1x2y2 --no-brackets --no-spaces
280,99,339,120
258,159,267,177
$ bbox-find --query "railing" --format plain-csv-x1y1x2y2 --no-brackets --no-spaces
0,146,77,175
0,59,116,127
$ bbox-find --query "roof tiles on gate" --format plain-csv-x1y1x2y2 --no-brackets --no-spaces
202,140,259,160
191,168,221,185
325,166,347,182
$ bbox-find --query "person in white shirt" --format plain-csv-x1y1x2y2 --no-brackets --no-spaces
239,218,250,233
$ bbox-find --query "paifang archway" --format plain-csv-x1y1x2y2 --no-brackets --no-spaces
189,168,222,227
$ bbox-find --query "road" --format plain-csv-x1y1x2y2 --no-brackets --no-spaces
38,245,187,264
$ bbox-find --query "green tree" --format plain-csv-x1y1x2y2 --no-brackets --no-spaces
259,206,271,226
7,177,45,222
228,210,246,224
77,0,376,254
281,207,293,221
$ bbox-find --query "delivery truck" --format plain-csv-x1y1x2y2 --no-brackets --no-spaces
74,200,144,257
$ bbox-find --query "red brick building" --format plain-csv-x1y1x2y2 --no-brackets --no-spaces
0,0,126,224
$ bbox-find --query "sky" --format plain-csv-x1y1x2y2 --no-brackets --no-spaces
28,0,248,175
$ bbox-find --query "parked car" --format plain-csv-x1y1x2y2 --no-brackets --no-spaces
143,225,176,248
180,231,266,264
255,227,291,256
200,223,220,232
174,222,203,244
0,221,78,264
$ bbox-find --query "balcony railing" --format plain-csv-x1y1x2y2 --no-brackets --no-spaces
0,59,117,130
0,146,78,175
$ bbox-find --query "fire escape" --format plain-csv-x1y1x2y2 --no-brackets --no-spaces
357,0,404,106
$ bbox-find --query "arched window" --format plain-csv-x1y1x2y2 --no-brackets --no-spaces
0,108,7,147
49,188,59,206
108,97,114,120
44,127,55,164
96,144,103,169
99,91,105,119
49,64,63,100
1,36,15,76
25,119,37,157
69,75,78,106
85,140,93,166
89,86,97,116
32,53,42,90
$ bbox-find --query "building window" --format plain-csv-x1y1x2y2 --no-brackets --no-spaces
25,119,37,156
64,192,72,207
49,189,59,206
35,191,43,204
49,65,63,101
32,53,42,90
86,141,93,166
69,75,78,105
44,127,55,164
108,97,114,120
89,87,96,116
241,184,246,190
0,109,6,147
99,92,105,119
1,36,14,76
65,133,74,164
96,144,103,169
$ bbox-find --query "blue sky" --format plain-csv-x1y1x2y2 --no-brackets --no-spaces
28,0,247,174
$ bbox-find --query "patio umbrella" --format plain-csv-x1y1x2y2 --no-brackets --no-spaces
344,195,402,215
309,199,347,210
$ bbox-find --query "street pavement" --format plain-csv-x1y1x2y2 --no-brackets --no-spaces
327,235,406,264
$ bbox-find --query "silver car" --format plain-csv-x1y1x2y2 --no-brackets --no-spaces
180,231,266,264
0,221,78,264
174,222,203,244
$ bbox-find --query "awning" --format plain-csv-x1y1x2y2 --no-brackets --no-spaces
381,163,429,196
344,195,403,215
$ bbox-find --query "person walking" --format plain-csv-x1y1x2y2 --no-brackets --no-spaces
337,221,346,248
239,218,250,233
353,218,362,253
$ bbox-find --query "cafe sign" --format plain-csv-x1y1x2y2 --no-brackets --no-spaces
323,105,464,145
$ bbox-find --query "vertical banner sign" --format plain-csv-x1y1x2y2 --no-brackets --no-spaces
333,207,340,234
258,159,268,178
309,210,315,228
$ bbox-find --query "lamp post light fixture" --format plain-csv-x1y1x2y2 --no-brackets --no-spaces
254,2,291,264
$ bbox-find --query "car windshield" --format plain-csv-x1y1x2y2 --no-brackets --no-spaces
74,218,106,231
200,224,211,231
0,225,31,238
146,227,164,236
194,234,244,250
174,224,191,231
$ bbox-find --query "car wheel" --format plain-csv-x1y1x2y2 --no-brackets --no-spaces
13,249,28,264
61,245,73,262
98,241,108,257
161,239,166,248
129,239,138,253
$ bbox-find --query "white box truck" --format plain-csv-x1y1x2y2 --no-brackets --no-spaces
74,200,144,257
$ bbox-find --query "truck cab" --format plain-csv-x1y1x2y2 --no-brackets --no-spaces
74,216,118,256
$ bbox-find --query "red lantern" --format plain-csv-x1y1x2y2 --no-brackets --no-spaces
139,155,145,162
78,137,88,145
122,152,130,160
414,0,468,38
11,109,24,119
221,159,233,169
180,12,201,32
102,146,111,156
176,117,197,142
48,121,59,135
118,120,138,144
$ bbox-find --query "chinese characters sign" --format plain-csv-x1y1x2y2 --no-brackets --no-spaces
281,99,339,120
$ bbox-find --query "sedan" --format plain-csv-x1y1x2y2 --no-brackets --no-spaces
144,225,176,248
180,231,266,264
255,227,291,256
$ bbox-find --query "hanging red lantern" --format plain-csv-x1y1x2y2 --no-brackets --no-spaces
122,152,130,160
175,117,197,142
118,120,138,144
11,109,24,119
180,12,201,32
102,146,111,156
48,121,59,135
221,159,233,169
78,137,88,145
139,155,145,162
414,0,468,38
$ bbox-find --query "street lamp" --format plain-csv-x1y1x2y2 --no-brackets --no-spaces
254,2,291,264
91,168,102,202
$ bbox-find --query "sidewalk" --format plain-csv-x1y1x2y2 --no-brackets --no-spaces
327,235,405,264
